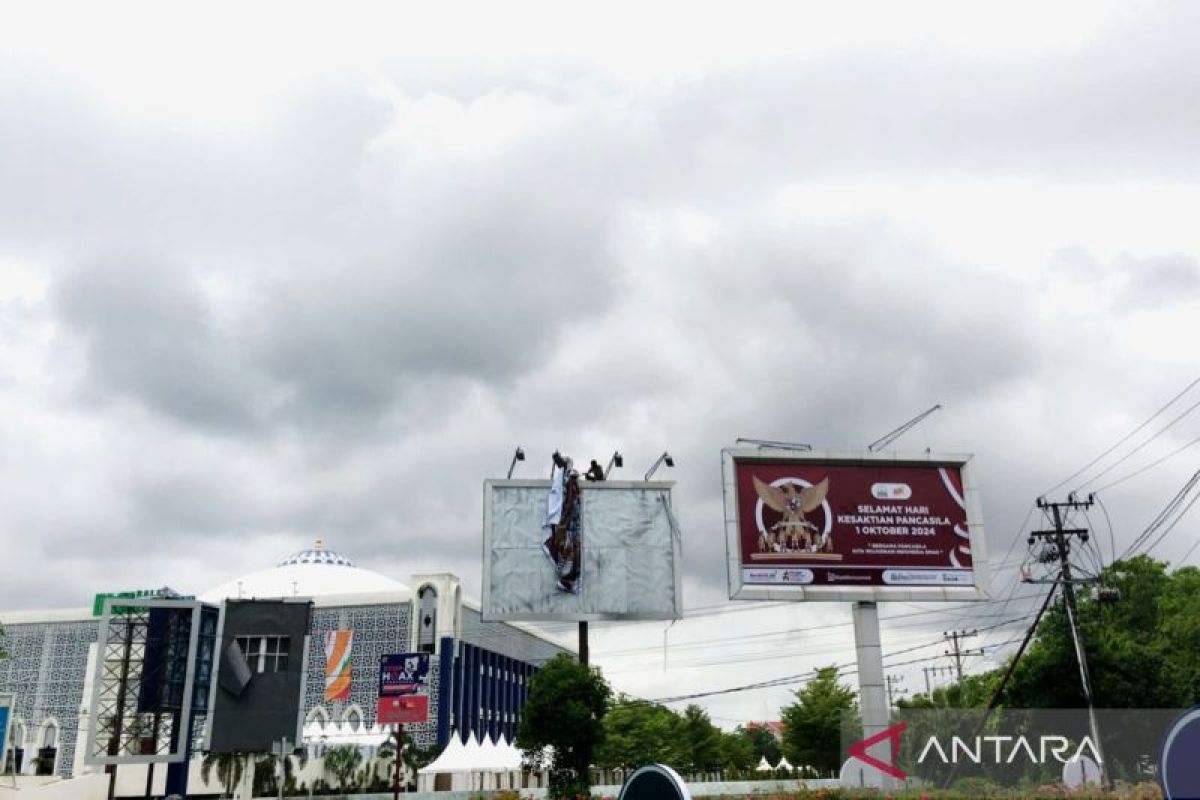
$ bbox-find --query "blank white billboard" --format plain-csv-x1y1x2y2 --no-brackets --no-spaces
481,479,683,621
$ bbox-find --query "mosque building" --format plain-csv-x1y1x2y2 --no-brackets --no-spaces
0,539,569,788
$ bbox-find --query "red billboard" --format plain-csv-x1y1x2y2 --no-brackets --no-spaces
723,450,986,601
377,694,429,725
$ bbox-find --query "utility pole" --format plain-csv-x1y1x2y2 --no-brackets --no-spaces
886,674,904,708
921,666,952,696
1031,496,1109,788
941,581,1060,789
942,629,983,682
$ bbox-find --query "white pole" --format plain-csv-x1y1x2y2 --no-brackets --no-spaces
852,601,897,791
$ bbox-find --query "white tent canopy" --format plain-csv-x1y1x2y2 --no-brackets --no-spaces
777,756,794,771
419,735,472,774
755,756,774,772
418,734,528,793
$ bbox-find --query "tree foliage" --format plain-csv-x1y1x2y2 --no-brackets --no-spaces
595,697,681,770
1002,556,1200,709
780,665,859,774
738,723,782,767
516,653,611,798
595,698,767,777
678,704,724,774
323,744,363,789
718,727,758,772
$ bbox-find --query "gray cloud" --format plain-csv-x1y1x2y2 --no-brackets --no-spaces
3,4,1200,724
1115,252,1200,311
53,255,262,431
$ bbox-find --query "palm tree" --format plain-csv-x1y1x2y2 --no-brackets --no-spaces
323,744,363,790
254,747,310,794
200,751,247,798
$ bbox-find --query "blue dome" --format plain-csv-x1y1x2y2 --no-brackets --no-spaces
277,538,356,568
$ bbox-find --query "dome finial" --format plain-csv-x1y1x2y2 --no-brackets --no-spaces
314,537,325,551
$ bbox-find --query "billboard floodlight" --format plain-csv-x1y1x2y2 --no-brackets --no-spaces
507,447,526,479
645,452,674,481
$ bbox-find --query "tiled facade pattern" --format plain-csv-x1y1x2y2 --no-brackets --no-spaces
0,619,97,778
0,601,570,776
301,603,440,746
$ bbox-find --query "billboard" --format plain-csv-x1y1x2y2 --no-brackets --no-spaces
207,600,313,754
324,629,354,702
723,449,988,602
377,653,430,725
85,598,219,766
482,479,683,621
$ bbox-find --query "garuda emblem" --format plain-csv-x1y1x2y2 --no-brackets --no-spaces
753,475,831,553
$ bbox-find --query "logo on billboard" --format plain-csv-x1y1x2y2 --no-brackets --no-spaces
871,482,912,500
752,475,836,558
848,722,907,780
324,629,354,702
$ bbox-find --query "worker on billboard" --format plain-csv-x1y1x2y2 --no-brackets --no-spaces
543,451,583,593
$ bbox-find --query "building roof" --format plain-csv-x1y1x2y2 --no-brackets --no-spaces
199,538,410,603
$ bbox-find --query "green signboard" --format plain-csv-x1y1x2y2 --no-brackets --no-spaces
91,588,194,617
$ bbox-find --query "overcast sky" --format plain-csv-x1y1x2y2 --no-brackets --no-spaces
3,1,1200,727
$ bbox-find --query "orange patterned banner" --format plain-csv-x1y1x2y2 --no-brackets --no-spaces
324,629,353,701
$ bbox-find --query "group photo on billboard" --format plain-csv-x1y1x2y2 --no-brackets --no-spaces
723,449,988,602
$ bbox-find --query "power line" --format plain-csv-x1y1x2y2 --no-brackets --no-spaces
1093,494,1118,566
646,613,1039,702
1089,430,1200,495
592,593,1048,659
1135,490,1200,560
1042,374,1200,495
1075,394,1200,492
1119,469,1200,559
1178,529,1200,565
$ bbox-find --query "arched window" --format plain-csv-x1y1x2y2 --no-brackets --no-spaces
417,585,438,654
345,706,363,733
40,721,58,750
35,721,58,776
305,707,329,732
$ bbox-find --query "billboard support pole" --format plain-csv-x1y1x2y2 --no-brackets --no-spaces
392,724,404,799
852,601,896,790
578,622,589,665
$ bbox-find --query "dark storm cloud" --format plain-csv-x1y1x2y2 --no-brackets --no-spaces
253,179,620,427
3,2,1199,619
53,256,262,431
